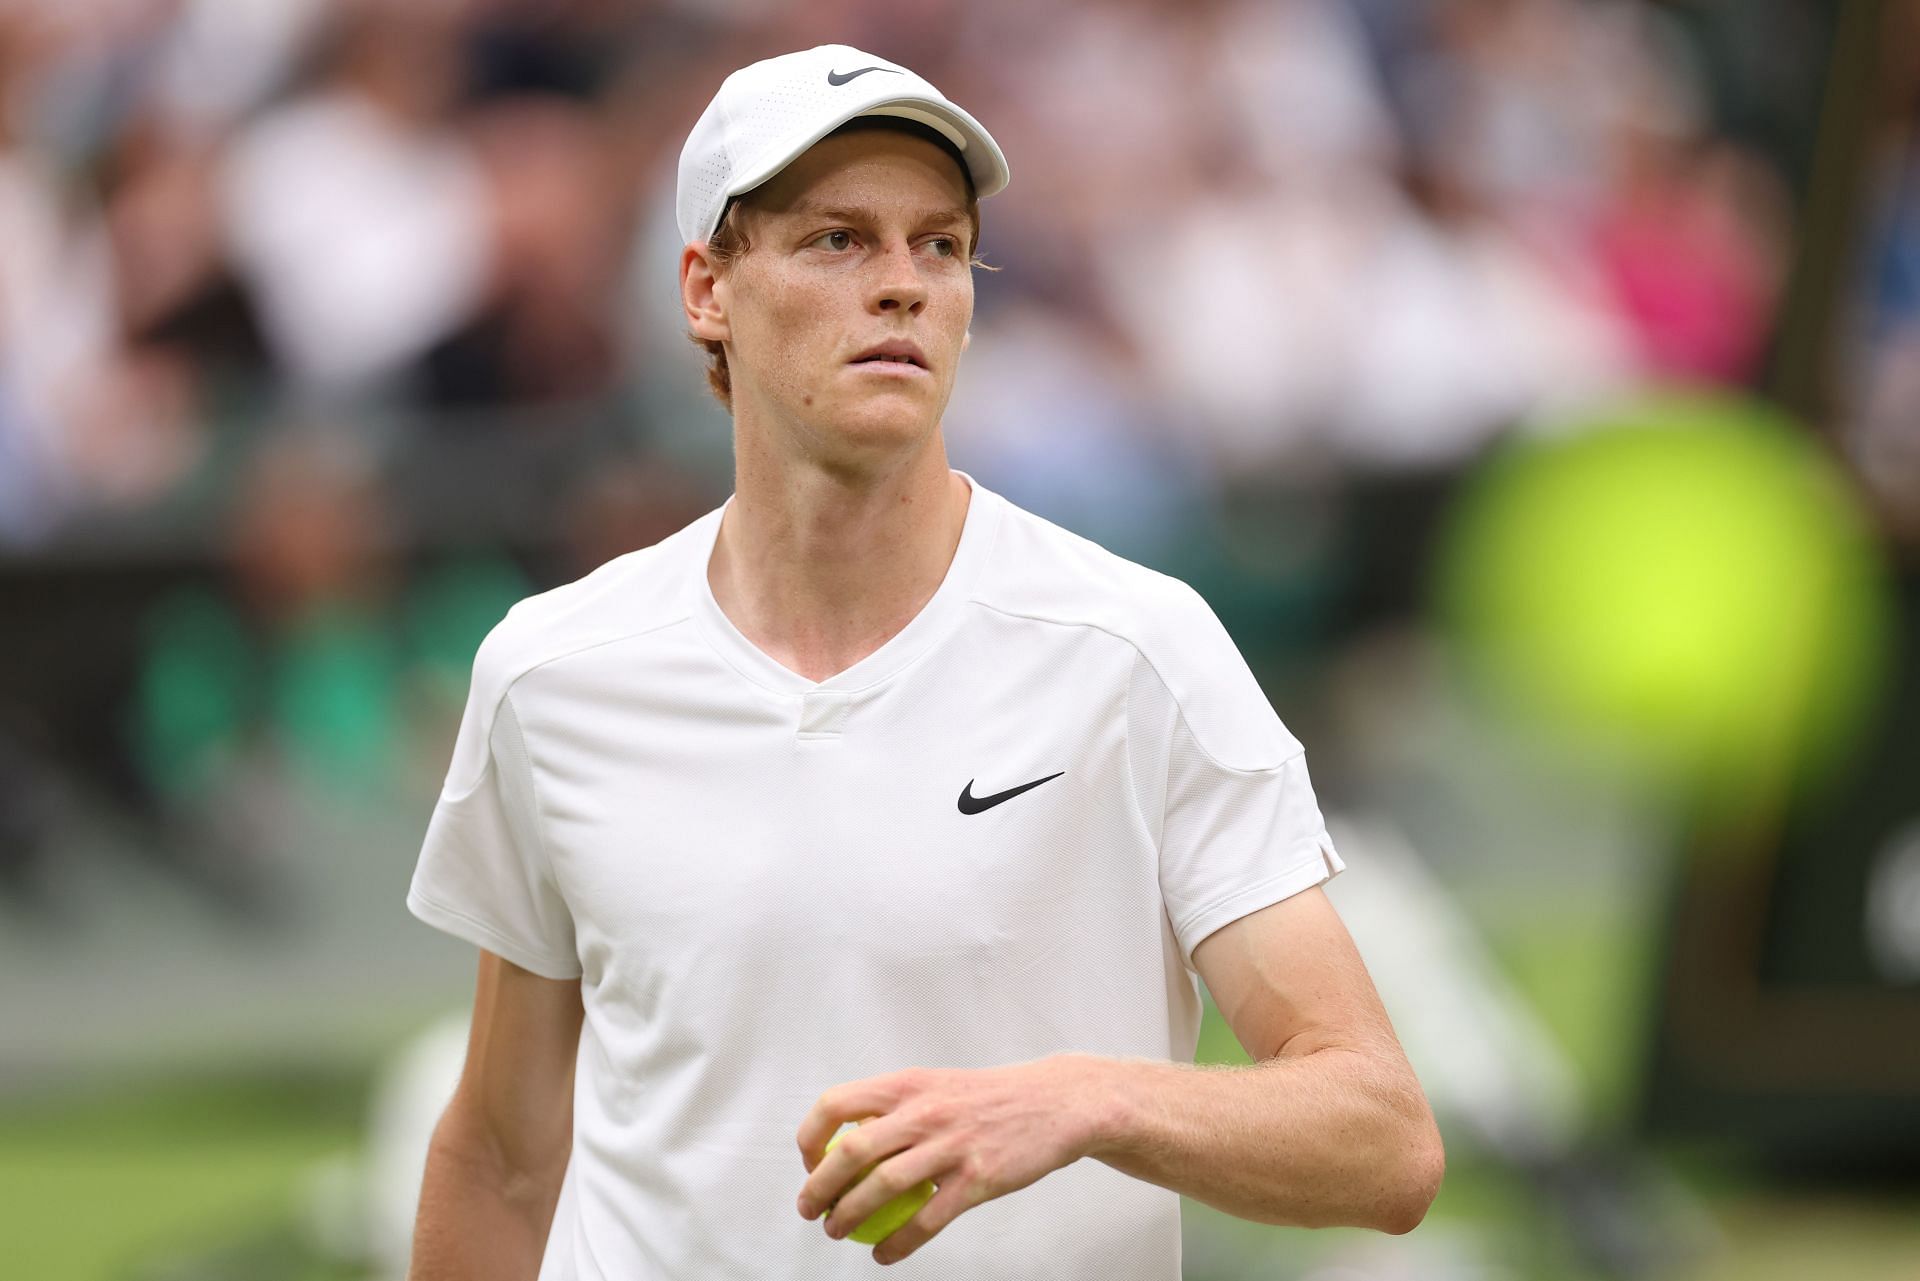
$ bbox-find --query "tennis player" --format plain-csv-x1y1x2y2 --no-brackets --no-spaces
405,43,1442,1279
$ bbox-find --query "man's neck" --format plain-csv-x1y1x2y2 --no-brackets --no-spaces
707,436,972,684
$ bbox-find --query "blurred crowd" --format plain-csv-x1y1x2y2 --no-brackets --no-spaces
0,0,1810,549
0,0,1892,912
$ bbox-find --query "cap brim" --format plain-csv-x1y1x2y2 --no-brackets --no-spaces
722,93,1009,214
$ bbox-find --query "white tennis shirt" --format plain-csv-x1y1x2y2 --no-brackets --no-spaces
407,471,1344,1279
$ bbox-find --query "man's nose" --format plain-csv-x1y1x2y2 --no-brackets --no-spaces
870,241,927,314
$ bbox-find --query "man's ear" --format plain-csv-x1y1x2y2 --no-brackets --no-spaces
681,243,730,343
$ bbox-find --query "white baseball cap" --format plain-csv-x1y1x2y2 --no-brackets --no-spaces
676,44,1010,247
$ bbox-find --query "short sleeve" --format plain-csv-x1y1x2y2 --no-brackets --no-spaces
1126,587,1344,972
407,628,581,980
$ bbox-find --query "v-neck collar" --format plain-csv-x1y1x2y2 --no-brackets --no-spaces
687,471,1002,696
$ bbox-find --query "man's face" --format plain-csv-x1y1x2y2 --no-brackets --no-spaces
704,128,975,463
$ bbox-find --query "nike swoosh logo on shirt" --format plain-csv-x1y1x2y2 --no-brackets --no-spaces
957,772,1065,815
827,66,901,86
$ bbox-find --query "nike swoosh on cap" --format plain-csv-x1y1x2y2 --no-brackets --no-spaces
827,66,902,86
957,772,1065,815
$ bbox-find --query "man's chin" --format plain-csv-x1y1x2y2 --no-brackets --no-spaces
817,391,941,445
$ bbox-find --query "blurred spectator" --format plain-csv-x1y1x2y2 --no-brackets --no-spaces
0,7,114,540
416,97,626,410
944,298,1211,565
462,0,642,103
99,123,270,392
144,0,326,136
1587,130,1788,385
556,455,721,581
220,2,488,397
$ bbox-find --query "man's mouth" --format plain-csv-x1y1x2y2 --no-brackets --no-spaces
850,340,928,369
849,357,929,377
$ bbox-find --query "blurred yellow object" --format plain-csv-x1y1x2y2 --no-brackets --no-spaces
1437,391,1891,815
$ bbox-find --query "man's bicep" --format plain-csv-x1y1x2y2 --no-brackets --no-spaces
1191,886,1398,1064
442,948,584,1179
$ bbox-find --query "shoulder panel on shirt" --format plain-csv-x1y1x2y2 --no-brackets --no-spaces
441,511,713,796
971,500,1301,772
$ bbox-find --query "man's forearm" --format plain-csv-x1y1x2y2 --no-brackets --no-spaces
1070,1049,1443,1234
408,1125,567,1281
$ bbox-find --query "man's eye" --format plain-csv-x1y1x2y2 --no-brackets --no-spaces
814,230,853,251
929,238,957,258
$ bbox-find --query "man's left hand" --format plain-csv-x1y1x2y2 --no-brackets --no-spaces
795,1054,1110,1264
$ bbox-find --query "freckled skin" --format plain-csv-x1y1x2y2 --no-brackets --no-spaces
698,130,975,472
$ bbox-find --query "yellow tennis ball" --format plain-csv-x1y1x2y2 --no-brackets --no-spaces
1436,391,1891,811
823,1128,936,1245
